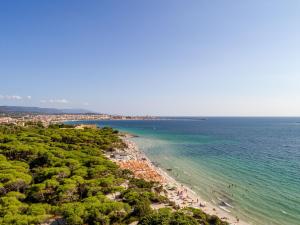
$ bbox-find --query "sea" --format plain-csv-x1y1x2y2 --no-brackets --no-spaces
66,117,300,225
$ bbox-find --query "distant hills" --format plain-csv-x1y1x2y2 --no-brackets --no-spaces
0,106,95,114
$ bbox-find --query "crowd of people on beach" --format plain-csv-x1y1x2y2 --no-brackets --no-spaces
165,183,206,208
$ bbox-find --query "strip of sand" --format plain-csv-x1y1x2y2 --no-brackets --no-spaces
107,135,250,225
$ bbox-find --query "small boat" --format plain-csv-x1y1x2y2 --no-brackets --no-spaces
220,201,234,208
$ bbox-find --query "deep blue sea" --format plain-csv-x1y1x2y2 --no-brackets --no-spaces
67,118,300,225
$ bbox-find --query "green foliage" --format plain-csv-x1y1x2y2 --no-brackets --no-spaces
139,208,222,225
0,124,130,224
138,208,200,225
0,124,228,225
138,208,172,224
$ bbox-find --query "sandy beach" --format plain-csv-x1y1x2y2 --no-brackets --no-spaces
107,135,250,225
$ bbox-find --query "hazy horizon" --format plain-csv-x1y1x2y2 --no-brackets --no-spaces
1,1,300,116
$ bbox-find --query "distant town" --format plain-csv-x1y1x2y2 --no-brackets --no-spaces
0,106,156,126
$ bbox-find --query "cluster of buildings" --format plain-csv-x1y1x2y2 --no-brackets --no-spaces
0,117,15,124
0,113,155,126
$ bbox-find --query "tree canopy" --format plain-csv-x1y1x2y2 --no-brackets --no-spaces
0,123,228,225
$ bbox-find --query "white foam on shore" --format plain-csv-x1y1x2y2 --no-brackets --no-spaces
220,206,232,213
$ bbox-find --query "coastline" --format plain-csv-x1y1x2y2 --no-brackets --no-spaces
107,134,250,225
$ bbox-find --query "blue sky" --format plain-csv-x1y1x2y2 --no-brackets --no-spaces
1,0,300,116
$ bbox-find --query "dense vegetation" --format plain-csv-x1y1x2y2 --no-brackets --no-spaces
0,123,228,225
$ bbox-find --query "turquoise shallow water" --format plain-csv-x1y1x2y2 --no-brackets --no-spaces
67,118,300,225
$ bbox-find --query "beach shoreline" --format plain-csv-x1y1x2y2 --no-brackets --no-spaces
107,134,250,225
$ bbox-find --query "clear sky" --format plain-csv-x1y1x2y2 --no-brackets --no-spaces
1,0,300,116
